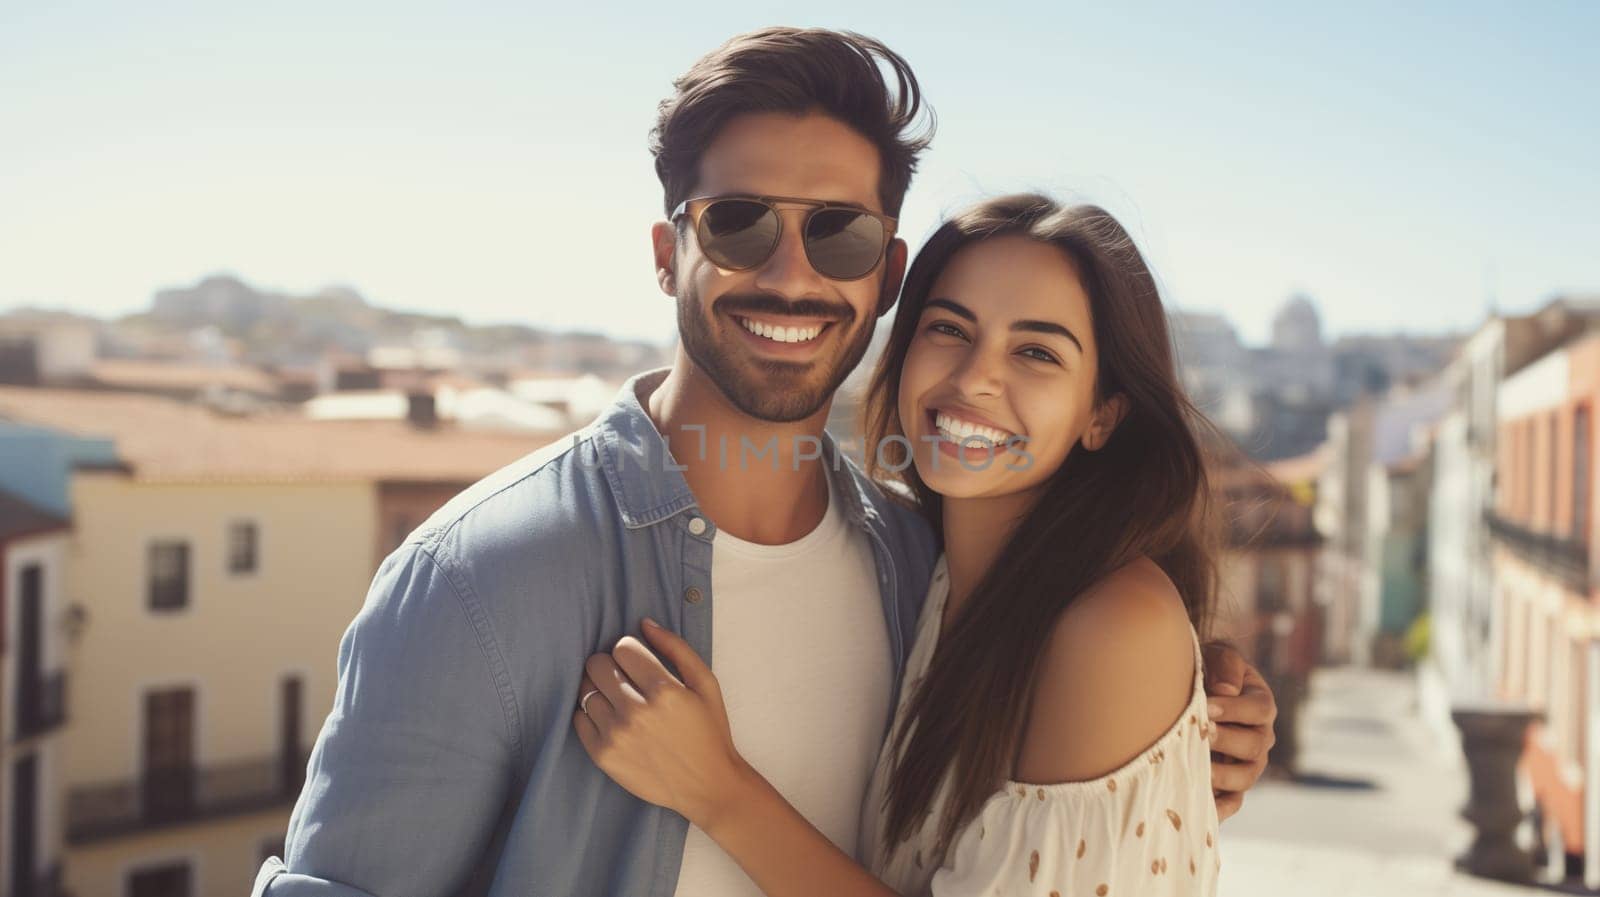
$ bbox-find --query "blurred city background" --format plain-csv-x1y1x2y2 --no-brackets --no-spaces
2,3,1597,896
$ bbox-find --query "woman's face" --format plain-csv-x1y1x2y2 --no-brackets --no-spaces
897,235,1116,502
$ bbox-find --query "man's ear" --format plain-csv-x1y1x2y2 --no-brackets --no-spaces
651,221,678,296
1081,394,1129,452
876,237,909,318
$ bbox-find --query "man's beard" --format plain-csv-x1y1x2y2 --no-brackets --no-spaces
676,283,877,424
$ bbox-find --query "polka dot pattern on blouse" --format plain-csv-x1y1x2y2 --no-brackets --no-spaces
858,554,1222,897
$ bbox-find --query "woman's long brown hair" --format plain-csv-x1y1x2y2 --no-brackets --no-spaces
865,194,1222,861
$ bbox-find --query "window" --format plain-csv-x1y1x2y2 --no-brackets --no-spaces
148,542,190,611
1521,600,1536,698
1550,413,1560,531
1507,420,1523,518
1545,614,1559,709
143,687,196,822
1571,639,1587,765
1525,419,1537,522
11,755,38,897
127,860,192,897
1576,406,1590,540
228,521,259,574
1499,590,1514,692
16,564,44,735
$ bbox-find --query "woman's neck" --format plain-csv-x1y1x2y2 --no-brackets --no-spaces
940,489,1038,623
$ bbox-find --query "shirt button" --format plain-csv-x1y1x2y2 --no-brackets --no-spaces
684,586,704,605
687,516,707,536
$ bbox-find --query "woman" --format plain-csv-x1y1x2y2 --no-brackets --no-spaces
574,194,1224,896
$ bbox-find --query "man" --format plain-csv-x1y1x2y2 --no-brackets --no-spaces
254,27,1275,897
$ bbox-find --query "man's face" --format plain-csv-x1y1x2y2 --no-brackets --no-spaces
655,111,905,423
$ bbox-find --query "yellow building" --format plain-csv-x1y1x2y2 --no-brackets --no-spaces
0,387,553,897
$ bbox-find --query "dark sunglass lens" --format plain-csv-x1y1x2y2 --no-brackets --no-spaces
700,200,779,269
805,210,885,279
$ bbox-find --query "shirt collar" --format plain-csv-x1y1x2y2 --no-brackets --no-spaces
594,367,879,531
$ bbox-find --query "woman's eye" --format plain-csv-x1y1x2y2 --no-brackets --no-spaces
927,322,966,339
1020,347,1060,364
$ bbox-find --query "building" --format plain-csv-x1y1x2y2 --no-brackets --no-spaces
0,387,559,897
1,490,73,897
1314,398,1376,665
305,379,575,433
366,327,464,372
1209,440,1324,773
1361,380,1452,668
1423,302,1600,752
506,371,621,429
0,315,97,387
1169,310,1254,434
1429,321,1517,715
85,359,283,405
1170,295,1456,463
1252,294,1337,402
1488,330,1600,882
1311,373,1452,669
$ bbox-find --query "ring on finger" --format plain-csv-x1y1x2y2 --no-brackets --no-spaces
579,688,602,716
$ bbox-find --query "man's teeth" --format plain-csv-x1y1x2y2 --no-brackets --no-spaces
738,316,825,343
934,411,1012,445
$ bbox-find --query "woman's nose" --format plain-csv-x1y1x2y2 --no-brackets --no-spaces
949,344,1004,399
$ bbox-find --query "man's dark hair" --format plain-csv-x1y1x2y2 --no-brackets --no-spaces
649,27,934,218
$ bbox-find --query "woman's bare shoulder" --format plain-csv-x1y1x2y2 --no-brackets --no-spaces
1012,557,1197,784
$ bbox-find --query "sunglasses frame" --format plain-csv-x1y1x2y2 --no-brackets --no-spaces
669,193,899,282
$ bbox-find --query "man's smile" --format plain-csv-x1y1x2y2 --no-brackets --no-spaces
726,311,842,359
732,313,832,344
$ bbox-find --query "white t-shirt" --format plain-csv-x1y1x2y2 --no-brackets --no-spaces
672,471,891,897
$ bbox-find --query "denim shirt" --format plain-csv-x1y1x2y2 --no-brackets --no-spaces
253,368,939,897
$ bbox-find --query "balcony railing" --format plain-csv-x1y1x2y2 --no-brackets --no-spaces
14,670,67,740
65,751,306,844
1485,511,1589,591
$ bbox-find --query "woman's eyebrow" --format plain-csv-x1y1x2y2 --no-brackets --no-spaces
926,297,1083,354
925,297,977,322
1012,319,1084,354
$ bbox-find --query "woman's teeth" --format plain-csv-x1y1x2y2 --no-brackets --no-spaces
738,316,824,344
934,411,1012,445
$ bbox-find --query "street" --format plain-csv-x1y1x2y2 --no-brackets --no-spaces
1219,666,1551,896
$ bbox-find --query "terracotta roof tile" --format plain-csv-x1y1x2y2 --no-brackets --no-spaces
89,359,281,395
0,387,563,484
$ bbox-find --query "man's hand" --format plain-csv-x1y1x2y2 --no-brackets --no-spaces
1201,641,1278,822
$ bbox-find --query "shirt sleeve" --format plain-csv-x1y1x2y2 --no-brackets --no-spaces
254,543,520,897
929,717,1221,897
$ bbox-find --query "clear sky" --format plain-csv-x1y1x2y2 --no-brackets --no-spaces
3,1,1595,345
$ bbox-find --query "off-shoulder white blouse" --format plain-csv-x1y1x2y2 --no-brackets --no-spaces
859,554,1221,896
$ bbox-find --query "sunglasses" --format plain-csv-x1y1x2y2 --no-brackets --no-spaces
670,194,897,282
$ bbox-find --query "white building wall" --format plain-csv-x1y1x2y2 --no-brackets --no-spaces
1499,349,1568,420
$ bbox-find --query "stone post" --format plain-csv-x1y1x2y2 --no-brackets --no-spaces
1451,704,1541,883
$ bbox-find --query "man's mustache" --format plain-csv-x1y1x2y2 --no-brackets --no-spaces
717,294,855,323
